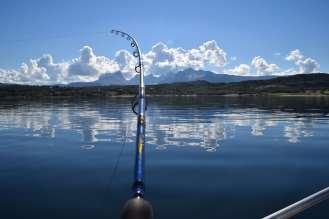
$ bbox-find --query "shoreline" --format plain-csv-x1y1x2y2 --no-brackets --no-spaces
1,93,328,101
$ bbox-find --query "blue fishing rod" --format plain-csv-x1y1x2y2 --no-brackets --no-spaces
110,29,154,219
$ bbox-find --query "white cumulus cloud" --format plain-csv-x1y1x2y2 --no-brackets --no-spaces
251,56,279,75
298,58,319,74
0,55,68,85
114,50,136,79
143,40,227,76
286,49,319,74
286,49,304,62
0,68,21,84
224,64,250,76
68,46,119,82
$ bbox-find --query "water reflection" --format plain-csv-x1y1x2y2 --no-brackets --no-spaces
0,97,328,152
284,117,314,143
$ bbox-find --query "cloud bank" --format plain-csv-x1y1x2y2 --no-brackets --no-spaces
285,49,319,74
0,41,321,85
143,40,227,77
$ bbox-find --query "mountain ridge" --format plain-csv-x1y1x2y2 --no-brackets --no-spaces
69,68,275,87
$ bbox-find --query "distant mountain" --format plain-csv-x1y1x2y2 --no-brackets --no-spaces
68,68,275,87
97,72,131,85
157,69,274,84
69,72,130,87
69,81,101,87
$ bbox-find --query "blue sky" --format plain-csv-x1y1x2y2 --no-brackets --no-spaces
0,0,328,84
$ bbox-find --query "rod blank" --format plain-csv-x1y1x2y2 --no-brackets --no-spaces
263,187,329,219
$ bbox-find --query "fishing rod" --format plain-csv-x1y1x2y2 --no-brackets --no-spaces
263,186,329,219
110,29,154,219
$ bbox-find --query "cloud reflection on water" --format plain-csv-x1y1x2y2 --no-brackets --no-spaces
0,101,326,152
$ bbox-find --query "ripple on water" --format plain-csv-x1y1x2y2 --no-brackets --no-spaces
80,144,95,150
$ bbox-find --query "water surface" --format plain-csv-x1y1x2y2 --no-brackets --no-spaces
0,96,329,218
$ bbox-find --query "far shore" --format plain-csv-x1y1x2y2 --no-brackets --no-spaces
1,93,328,101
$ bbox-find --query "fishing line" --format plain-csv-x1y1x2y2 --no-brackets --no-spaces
100,124,129,217
108,125,129,191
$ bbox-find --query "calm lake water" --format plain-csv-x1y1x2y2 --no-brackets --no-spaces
0,96,329,219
